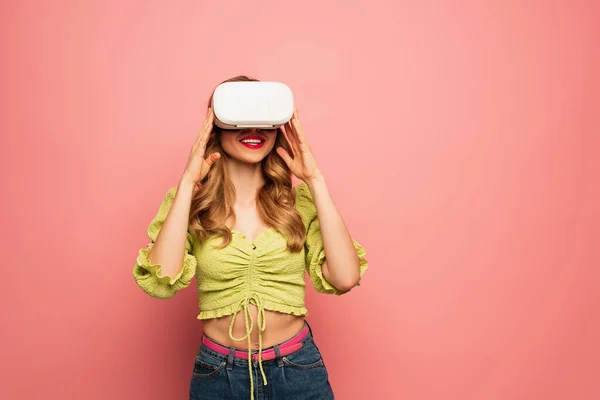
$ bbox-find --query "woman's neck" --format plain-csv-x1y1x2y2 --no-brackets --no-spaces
226,158,265,203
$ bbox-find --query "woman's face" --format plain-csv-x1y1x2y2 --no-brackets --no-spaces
219,127,279,164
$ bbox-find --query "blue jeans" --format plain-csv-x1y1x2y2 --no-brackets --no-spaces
189,320,335,399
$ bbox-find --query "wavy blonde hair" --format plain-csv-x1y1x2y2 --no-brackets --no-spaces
189,75,306,252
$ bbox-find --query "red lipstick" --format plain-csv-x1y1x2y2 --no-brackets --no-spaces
239,135,265,149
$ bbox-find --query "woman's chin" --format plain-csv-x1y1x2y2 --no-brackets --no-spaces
227,153,267,165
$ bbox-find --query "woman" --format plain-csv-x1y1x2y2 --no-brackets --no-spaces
133,75,368,400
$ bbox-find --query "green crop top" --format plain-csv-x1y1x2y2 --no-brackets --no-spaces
132,182,368,399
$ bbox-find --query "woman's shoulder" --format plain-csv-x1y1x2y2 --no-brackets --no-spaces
293,181,311,199
151,186,179,213
293,182,316,222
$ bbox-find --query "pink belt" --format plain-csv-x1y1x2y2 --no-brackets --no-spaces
201,322,309,362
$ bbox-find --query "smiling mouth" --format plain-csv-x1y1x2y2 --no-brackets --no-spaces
240,139,265,144
239,135,266,149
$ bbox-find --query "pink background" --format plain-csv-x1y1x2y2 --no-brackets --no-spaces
1,0,599,399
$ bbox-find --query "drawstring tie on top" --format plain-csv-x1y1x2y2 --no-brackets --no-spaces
228,292,267,400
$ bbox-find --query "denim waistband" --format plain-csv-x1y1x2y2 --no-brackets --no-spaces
200,319,313,357
198,320,317,400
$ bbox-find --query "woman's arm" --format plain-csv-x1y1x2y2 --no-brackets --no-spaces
147,178,197,279
278,108,367,294
305,174,361,291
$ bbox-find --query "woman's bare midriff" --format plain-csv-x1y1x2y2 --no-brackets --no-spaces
202,304,306,350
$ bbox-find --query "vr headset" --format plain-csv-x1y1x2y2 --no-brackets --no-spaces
212,81,294,129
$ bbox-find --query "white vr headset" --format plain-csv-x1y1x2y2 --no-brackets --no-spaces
212,81,294,129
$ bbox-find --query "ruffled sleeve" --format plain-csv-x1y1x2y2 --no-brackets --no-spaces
132,187,197,299
295,182,368,296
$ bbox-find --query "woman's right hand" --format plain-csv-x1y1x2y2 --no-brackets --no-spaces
182,107,221,185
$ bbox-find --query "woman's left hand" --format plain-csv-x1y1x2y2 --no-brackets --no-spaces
276,108,323,183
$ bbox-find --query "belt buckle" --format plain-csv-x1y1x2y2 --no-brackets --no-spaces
250,342,303,362
252,348,275,362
